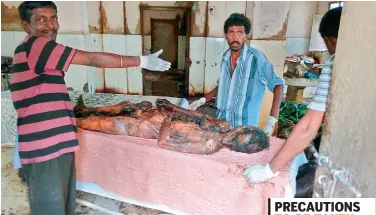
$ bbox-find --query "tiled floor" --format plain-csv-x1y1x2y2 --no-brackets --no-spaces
1,147,171,215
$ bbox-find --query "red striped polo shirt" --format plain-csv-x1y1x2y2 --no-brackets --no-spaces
10,36,79,164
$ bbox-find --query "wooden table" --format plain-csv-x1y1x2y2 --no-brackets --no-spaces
284,77,319,103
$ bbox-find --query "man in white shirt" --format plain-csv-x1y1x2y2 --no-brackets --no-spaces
243,7,342,184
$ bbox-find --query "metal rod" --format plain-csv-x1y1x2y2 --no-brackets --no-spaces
76,198,125,215
332,170,362,198
307,143,362,198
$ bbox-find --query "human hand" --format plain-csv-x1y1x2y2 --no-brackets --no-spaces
139,49,171,71
189,97,206,110
243,163,279,184
263,116,278,136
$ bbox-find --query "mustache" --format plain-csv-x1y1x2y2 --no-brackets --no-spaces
42,29,58,34
231,41,240,45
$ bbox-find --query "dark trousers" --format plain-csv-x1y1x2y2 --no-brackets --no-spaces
23,152,76,215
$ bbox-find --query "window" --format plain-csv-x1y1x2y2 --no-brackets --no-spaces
329,1,344,9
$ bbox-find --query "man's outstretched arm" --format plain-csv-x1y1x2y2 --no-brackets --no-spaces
71,49,170,71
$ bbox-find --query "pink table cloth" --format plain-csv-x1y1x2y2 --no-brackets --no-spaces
75,129,291,215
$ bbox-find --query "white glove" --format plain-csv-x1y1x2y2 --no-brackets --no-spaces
263,116,278,136
243,163,279,184
139,49,171,71
189,97,206,110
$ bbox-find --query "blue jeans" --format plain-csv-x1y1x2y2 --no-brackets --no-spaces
13,134,22,169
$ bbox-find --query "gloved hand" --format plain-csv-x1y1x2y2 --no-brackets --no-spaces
263,116,278,136
243,163,279,184
139,49,171,71
189,97,206,110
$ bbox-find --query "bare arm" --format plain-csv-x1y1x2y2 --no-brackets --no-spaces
269,84,283,119
269,109,325,173
204,86,218,101
71,50,140,68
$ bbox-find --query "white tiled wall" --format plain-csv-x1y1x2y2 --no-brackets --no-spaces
83,34,105,93
204,38,228,94
189,37,206,94
125,35,143,94
1,31,28,57
252,1,290,39
207,1,247,37
1,0,322,98
103,34,128,94
124,1,141,34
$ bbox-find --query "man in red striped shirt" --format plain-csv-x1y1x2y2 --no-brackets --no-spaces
11,1,171,214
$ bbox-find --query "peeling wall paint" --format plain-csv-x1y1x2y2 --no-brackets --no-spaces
207,1,247,37
245,1,254,40
1,1,84,33
140,1,193,8
1,1,22,31
101,1,124,34
124,1,141,34
2,1,326,100
286,1,318,38
54,1,84,34
87,1,102,33
191,1,207,36
252,2,290,40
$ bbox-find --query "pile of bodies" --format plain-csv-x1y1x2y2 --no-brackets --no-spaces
73,95,269,155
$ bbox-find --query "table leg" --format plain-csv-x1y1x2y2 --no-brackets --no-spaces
286,86,306,103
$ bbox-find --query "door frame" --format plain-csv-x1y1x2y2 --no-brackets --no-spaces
140,5,192,97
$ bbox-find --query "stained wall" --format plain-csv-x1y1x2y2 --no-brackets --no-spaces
1,1,332,127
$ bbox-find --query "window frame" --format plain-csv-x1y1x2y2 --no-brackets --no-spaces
329,1,344,9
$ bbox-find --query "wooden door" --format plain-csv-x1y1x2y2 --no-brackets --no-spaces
151,18,178,68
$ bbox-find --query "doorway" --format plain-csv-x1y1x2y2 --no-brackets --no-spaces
151,18,179,68
140,6,191,98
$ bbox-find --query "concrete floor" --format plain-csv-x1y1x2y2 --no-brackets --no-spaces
1,147,171,215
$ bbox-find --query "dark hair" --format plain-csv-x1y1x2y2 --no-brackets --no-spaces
18,1,57,22
319,7,342,38
224,13,251,34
